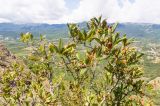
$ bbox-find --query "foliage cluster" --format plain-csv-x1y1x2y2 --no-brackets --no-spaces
0,16,153,106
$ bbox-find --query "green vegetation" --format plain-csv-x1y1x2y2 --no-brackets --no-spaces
2,21,160,80
0,16,154,105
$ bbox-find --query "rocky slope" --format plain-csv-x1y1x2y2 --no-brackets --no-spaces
0,43,16,71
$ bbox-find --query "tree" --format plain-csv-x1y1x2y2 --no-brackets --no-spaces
0,16,153,106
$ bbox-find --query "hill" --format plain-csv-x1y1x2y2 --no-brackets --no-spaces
1,22,160,41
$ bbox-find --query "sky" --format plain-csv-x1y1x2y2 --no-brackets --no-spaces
0,0,160,24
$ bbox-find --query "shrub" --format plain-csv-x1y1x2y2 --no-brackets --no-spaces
0,16,153,106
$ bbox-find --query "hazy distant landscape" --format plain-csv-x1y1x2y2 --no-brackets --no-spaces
1,22,160,40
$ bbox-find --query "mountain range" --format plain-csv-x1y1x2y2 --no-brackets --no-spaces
0,22,160,41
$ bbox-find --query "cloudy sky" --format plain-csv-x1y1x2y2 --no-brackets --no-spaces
0,0,159,24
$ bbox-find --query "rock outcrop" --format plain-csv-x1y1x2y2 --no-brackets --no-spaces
0,43,16,70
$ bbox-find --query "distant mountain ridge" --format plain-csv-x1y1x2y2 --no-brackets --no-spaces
0,22,160,41
0,23,68,39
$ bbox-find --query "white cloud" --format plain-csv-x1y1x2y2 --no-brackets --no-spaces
112,0,160,23
0,0,160,24
60,0,160,24
0,0,68,23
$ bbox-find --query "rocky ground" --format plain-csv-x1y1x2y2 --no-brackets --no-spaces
0,43,17,71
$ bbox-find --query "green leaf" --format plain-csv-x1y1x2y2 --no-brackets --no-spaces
58,39,64,52
112,33,119,44
82,30,87,40
40,34,44,41
67,43,76,48
93,17,99,25
137,53,144,59
80,69,87,76
102,19,107,28
62,47,73,55
112,23,118,32
39,44,45,52
48,43,55,53
92,38,101,44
